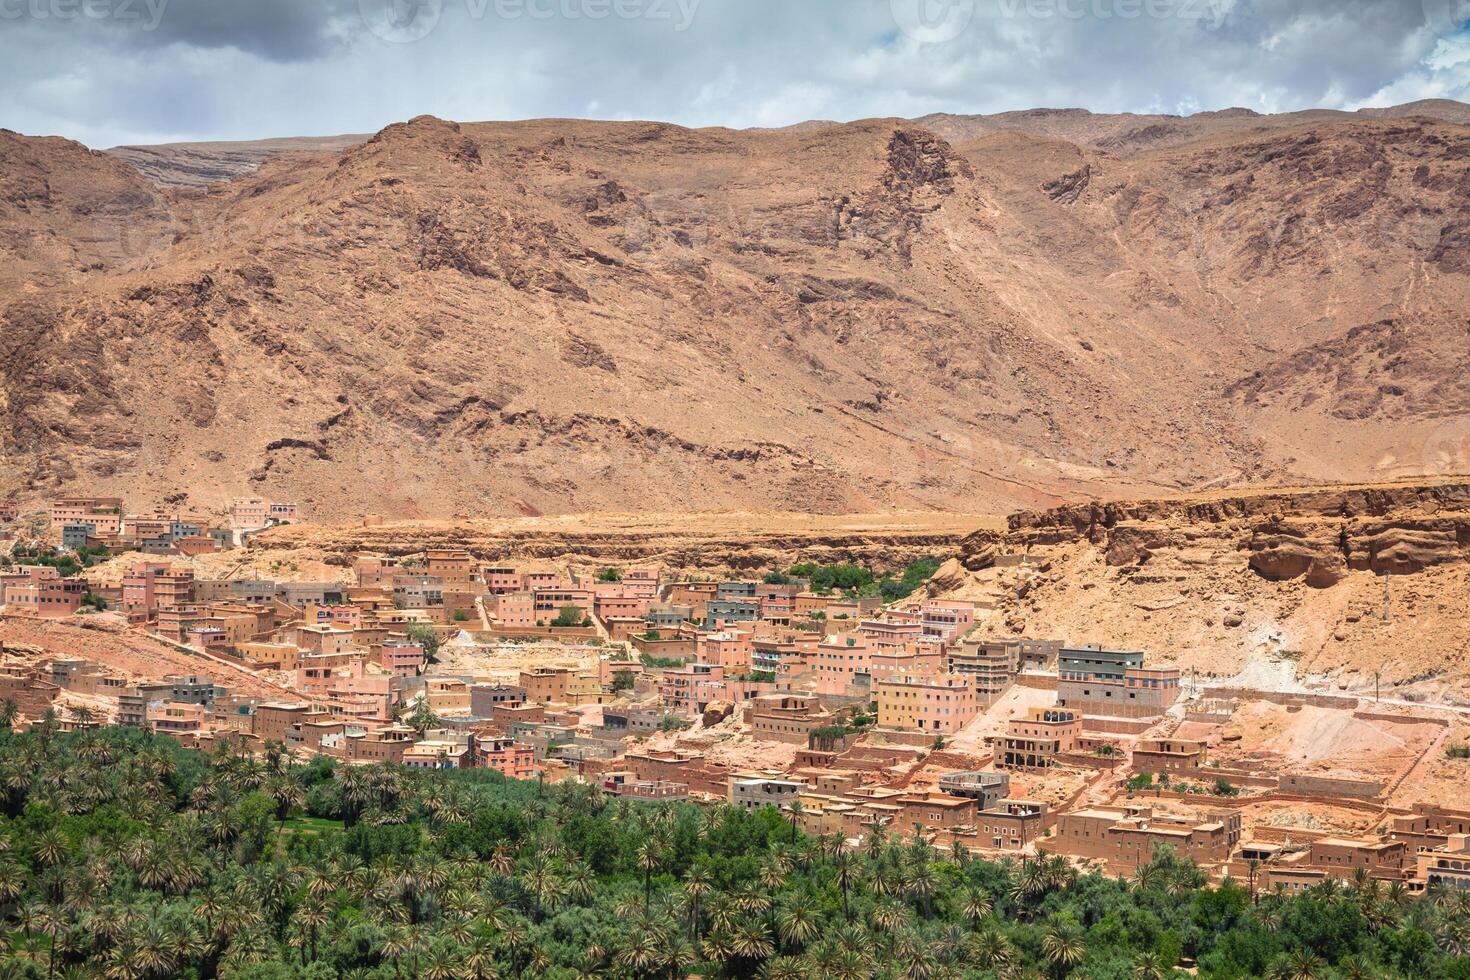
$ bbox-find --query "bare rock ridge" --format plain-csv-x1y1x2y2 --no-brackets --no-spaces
964,480,1470,583
949,480,1470,695
4,103,1470,518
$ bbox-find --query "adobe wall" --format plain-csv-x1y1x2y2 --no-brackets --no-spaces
1279,772,1383,799
1203,687,1360,710
1082,715,1154,735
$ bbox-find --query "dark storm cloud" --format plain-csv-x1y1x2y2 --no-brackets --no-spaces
2,0,1470,148
134,0,358,60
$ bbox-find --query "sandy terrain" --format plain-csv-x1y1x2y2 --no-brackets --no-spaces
1212,703,1442,781
0,615,291,698
1388,719,1470,810
431,633,600,684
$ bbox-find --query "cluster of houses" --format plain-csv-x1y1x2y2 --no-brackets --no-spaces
46,495,298,555
2,495,1467,895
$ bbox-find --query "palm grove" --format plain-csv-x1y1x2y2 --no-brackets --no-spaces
0,727,1467,979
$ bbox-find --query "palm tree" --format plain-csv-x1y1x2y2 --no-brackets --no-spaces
682,867,713,938
635,838,661,903
762,955,807,980
962,885,994,927
785,800,804,842
1131,952,1170,980
1041,925,1086,976
968,928,1014,970
833,853,857,919
730,920,775,967
775,902,819,952
1275,949,1324,980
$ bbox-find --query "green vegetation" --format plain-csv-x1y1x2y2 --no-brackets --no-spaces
1447,743,1470,760
878,557,943,602
639,653,686,669
782,557,941,602
732,670,777,683
762,570,793,585
452,609,470,623
596,568,622,583
8,543,112,578
406,623,441,665
1127,772,1155,792
787,562,872,596
0,729,1464,978
551,605,592,628
611,671,636,692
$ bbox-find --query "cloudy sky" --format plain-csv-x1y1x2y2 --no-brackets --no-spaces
4,0,1470,148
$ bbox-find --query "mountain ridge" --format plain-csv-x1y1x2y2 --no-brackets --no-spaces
3,103,1469,519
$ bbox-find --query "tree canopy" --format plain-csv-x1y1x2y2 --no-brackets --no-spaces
0,727,1464,979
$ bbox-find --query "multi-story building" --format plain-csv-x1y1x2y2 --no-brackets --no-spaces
1057,645,1180,719
938,771,1011,812
2,573,86,618
470,684,526,716
424,550,475,589
1054,805,1241,873
122,563,195,616
920,601,976,645
876,674,978,734
1132,738,1208,772
748,693,842,745
50,497,123,534
731,776,805,812
997,707,1082,769
477,737,539,779
520,667,573,704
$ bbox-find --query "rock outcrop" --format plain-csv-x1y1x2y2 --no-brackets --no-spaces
945,480,1470,696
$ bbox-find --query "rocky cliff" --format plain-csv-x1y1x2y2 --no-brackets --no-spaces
948,480,1470,699
5,103,1470,518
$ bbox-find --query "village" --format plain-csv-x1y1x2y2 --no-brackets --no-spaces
1,494,1468,901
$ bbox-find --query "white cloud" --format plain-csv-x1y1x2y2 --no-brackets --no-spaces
1,0,1468,147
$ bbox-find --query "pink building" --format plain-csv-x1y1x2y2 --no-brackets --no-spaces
700,630,754,672
149,701,206,737
373,640,426,677
49,497,123,534
808,634,874,694
491,592,536,628
921,601,976,645
122,563,194,615
859,618,924,651
477,737,539,779
594,592,650,622
2,575,85,619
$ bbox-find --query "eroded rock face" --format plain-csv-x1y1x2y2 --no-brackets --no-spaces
960,481,1470,588
702,701,734,728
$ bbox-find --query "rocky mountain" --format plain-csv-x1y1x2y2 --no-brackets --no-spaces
4,101,1470,520
942,479,1470,698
